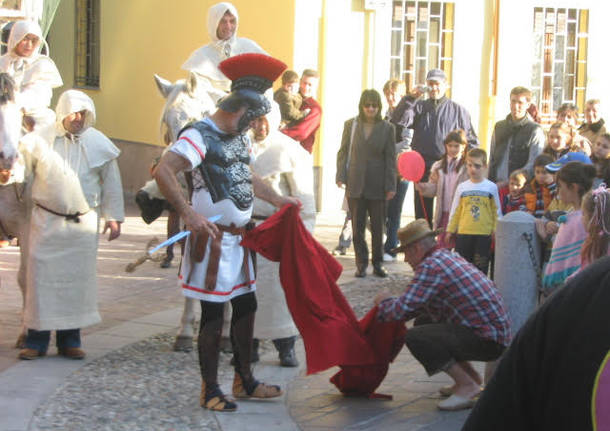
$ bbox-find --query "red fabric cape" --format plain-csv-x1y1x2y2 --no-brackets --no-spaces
242,204,405,395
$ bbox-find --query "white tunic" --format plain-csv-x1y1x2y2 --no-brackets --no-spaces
170,119,256,303
20,127,124,330
20,90,124,331
250,124,316,339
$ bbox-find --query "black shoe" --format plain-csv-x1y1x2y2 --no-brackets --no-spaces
273,337,299,367
373,265,388,278
355,267,366,278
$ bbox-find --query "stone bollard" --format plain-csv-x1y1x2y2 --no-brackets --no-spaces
485,211,541,384
494,211,541,333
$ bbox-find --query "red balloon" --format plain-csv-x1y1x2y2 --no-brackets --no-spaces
397,150,425,182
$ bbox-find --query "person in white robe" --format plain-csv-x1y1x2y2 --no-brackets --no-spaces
249,103,315,366
0,20,62,131
17,89,124,360
182,1,265,103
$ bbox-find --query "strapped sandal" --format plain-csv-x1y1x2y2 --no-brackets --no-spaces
200,382,237,412
232,372,283,399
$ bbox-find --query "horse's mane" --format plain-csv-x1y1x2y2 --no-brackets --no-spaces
0,73,15,105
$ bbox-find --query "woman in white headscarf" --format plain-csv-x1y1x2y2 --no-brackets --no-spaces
182,2,265,101
17,89,124,361
0,20,62,130
249,102,316,366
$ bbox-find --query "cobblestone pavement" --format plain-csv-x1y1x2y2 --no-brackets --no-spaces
0,205,476,430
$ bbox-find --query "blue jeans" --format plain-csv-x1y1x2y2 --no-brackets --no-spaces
25,328,81,353
384,179,410,256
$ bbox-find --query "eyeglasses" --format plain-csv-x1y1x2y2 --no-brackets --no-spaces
363,103,378,108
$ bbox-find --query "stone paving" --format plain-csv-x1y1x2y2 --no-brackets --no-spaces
0,204,477,430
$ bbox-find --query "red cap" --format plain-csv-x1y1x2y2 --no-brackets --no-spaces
219,53,287,87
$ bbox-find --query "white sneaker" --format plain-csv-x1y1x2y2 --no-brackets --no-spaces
383,253,397,262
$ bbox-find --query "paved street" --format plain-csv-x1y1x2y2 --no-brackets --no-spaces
0,204,477,430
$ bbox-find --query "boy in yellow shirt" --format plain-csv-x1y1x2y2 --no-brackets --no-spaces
446,148,501,274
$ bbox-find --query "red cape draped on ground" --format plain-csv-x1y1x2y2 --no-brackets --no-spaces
242,204,405,395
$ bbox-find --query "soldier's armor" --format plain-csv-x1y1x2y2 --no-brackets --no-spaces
187,121,253,210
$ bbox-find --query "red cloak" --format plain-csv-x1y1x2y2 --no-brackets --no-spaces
280,97,322,154
242,204,405,395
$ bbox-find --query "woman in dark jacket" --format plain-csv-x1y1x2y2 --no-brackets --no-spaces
336,89,396,278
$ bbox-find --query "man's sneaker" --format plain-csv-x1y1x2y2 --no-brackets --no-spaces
383,253,397,262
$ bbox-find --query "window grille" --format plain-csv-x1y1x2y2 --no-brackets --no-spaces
74,0,100,88
531,7,588,124
389,1,454,93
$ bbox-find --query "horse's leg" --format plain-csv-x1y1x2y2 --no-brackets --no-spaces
14,223,29,349
173,296,196,352
160,209,179,268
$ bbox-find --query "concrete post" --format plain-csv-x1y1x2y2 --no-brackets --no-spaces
485,211,541,384
494,211,540,333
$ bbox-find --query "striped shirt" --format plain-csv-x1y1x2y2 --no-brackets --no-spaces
377,247,512,346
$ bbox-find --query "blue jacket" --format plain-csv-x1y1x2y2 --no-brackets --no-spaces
392,95,479,161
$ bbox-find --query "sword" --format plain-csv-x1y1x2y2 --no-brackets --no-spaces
125,214,222,272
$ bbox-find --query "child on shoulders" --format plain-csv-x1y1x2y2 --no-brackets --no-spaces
273,70,310,129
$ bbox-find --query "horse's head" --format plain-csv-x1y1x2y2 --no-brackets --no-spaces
154,73,216,145
0,73,22,179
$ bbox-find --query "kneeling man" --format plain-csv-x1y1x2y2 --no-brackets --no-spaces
374,219,511,411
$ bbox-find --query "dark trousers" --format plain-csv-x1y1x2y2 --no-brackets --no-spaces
405,322,505,376
348,197,385,269
414,158,435,226
25,328,81,352
455,234,493,275
384,179,410,256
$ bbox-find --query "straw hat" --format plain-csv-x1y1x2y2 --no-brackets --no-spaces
391,219,441,254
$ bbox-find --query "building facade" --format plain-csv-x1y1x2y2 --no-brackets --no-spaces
43,0,609,211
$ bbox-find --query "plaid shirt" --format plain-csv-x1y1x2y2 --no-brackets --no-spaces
377,248,512,346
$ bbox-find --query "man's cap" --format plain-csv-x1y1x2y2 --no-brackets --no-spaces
391,219,441,254
545,151,592,172
219,53,287,94
426,68,447,82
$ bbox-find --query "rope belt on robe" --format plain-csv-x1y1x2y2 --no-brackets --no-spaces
35,202,89,223
188,222,255,289
241,204,406,398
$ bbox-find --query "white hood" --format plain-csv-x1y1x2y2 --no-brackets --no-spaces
7,20,43,57
207,2,239,43
55,89,96,135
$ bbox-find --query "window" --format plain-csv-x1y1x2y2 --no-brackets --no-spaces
74,0,100,88
389,1,454,92
531,7,588,124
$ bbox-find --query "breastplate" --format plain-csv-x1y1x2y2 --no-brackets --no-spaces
188,121,253,210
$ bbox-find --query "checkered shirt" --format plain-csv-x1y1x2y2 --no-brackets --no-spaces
377,248,512,346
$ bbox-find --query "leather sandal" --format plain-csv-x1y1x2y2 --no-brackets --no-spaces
200,383,237,412
232,372,283,399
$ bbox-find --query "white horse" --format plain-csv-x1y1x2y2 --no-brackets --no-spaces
153,72,215,351
0,72,31,348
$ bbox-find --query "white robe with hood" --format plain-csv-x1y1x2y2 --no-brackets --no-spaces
21,90,124,331
0,20,62,130
181,2,265,102
249,103,316,339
